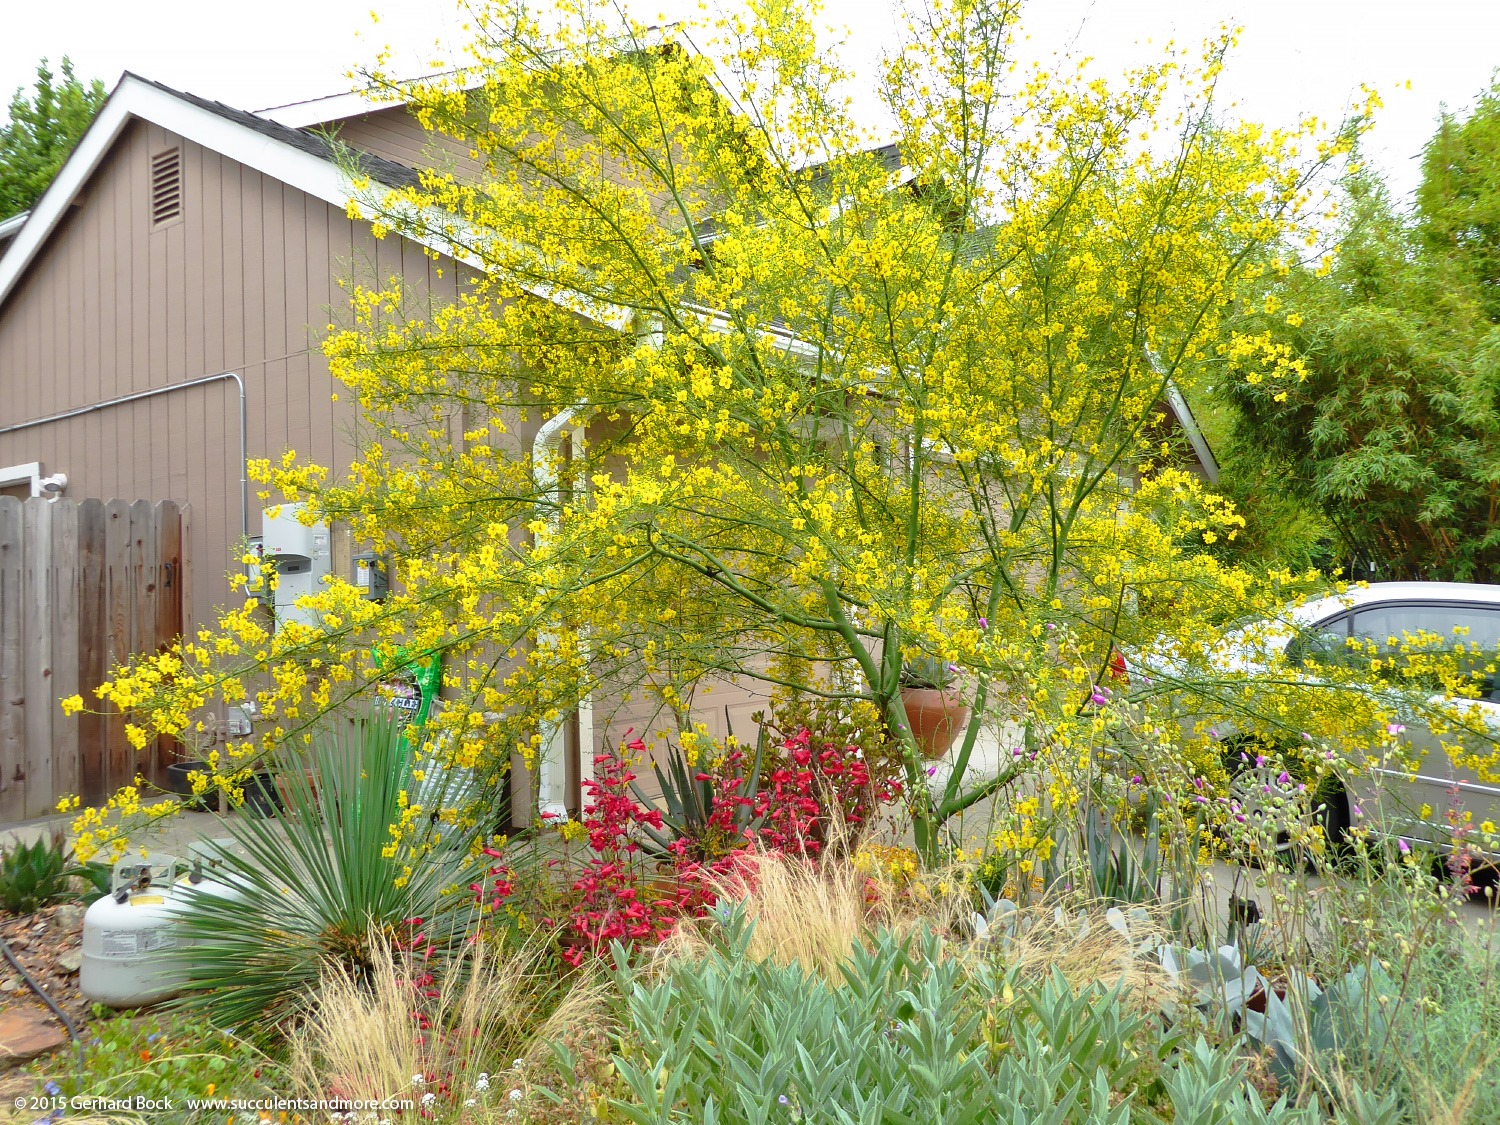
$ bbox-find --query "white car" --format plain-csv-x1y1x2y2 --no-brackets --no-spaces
1138,582,1500,859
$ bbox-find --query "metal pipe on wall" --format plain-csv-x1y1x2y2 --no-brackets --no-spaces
0,371,248,538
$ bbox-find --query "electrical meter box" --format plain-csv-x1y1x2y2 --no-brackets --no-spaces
261,503,331,632
352,551,390,601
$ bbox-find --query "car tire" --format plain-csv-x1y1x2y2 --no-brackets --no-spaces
1313,779,1351,862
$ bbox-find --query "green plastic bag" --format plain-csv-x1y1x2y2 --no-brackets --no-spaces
374,647,443,728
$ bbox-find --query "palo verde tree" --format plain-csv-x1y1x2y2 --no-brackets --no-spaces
75,0,1401,863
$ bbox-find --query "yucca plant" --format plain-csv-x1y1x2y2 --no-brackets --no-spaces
168,705,482,1028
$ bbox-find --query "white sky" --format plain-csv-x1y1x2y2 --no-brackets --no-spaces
2,0,1497,206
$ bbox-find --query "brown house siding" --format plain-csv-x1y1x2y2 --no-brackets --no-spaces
334,106,490,184
0,118,466,627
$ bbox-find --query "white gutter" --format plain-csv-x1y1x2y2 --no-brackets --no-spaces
532,402,592,822
0,211,28,241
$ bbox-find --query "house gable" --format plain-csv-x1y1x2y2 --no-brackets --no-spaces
0,110,468,622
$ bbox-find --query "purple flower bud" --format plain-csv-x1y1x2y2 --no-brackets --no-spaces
1045,622,1057,631
1352,804,1363,818
927,766,937,776
1277,771,1290,785
1387,723,1406,736
1399,838,1411,855
1256,755,1266,768
1130,775,1143,785
1301,732,1312,741
978,617,988,629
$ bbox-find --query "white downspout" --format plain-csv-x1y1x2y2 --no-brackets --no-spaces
533,402,590,822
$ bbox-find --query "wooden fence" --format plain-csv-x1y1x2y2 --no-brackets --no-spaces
0,497,190,820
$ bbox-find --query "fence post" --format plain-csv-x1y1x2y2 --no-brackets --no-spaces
76,499,107,806
0,497,23,824
51,500,80,807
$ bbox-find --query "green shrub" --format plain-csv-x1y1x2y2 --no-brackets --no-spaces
165,706,482,1028
1291,869,1500,1122
0,831,102,914
594,914,1310,1124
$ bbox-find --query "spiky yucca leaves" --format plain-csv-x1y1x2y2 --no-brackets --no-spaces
168,706,481,1028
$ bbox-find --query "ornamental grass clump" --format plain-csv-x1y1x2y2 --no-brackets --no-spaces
657,847,881,983
288,927,609,1119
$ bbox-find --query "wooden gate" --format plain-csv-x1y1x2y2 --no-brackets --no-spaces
0,497,190,820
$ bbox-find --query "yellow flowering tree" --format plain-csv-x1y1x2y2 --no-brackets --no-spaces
76,0,1447,866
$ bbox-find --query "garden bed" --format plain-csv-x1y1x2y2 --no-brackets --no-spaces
0,904,89,1057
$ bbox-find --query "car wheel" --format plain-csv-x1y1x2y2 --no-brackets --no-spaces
1224,740,1347,868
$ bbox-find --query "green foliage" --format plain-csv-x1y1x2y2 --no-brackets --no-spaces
1225,89,1500,579
899,655,955,691
166,707,482,1028
0,832,102,914
39,1012,270,1114
1080,806,1163,907
629,724,766,860
1416,78,1500,324
1143,1038,1315,1125
595,914,1315,1123
1292,871,1500,1121
0,57,105,220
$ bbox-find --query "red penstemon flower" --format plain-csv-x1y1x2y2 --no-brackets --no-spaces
501,727,901,966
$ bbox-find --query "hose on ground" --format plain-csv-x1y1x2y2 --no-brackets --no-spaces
0,930,84,1073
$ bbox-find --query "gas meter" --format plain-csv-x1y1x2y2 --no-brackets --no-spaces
260,503,331,632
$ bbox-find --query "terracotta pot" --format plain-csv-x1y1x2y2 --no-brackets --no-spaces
901,688,970,760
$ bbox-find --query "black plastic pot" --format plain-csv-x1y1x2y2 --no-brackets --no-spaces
165,760,216,812
242,772,283,817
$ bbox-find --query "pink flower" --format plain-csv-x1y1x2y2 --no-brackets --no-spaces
1399,838,1411,855
1387,723,1406,736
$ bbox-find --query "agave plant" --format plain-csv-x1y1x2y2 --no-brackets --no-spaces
0,831,106,914
168,705,481,1027
628,724,766,861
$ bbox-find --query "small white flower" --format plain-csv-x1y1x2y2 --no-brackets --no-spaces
474,1075,491,1091
411,1074,425,1086
465,1099,476,1108
509,1089,523,1102
421,1093,436,1106
512,1058,526,1070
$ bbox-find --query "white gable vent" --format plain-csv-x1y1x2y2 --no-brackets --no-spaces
150,147,183,227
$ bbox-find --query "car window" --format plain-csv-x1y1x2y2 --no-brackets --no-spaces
1351,603,1500,649
1286,612,1349,666
1350,602,1500,701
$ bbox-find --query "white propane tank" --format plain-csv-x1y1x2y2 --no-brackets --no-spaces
179,839,249,913
80,856,189,1008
